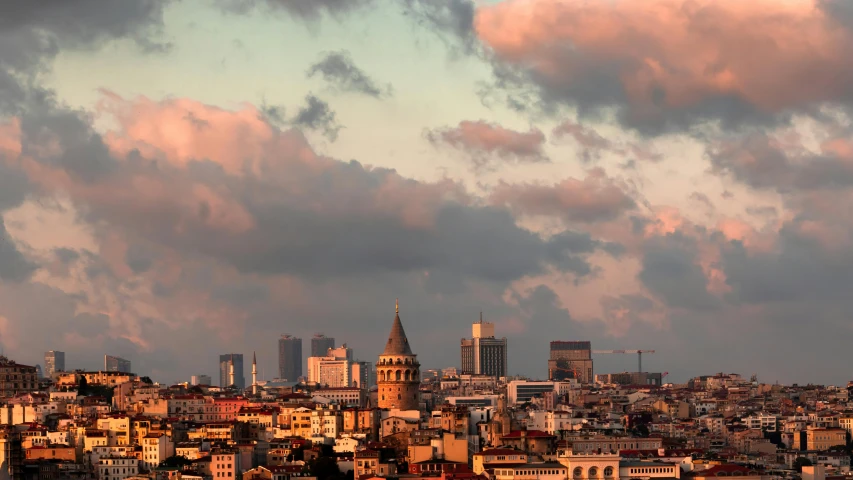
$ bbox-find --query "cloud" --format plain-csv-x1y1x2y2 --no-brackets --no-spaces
474,0,853,134
216,0,372,20
427,120,548,169
490,169,637,223
402,0,479,56
307,51,392,98
708,130,853,193
638,232,721,311
0,216,36,282
292,95,342,141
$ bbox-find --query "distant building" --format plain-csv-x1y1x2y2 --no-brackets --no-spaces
0,356,38,398
278,335,302,381
308,344,356,388
352,360,373,388
311,334,335,357
219,354,245,389
191,374,212,386
44,351,65,377
461,314,507,378
104,355,132,373
595,372,663,386
548,341,593,383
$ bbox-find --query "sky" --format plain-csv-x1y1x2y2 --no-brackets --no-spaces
1,0,853,386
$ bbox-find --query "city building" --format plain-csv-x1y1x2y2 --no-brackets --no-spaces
311,334,335,357
278,335,302,381
191,374,212,386
377,300,420,410
0,357,38,397
219,354,245,389
104,355,132,373
308,344,355,388
595,372,664,386
43,351,65,377
352,360,373,388
461,314,508,378
548,341,593,383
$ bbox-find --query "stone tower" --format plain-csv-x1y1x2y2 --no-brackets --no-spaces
377,300,420,410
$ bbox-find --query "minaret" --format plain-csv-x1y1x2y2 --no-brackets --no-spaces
252,352,258,395
229,354,235,387
376,299,420,410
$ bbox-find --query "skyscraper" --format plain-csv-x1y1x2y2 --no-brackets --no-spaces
44,351,65,377
278,335,302,381
311,334,335,357
548,341,593,383
460,314,508,378
104,355,131,373
219,354,245,388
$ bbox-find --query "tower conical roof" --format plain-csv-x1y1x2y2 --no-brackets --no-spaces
383,302,413,356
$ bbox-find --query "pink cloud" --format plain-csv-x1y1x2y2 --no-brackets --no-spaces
491,168,636,223
475,0,853,124
427,120,548,168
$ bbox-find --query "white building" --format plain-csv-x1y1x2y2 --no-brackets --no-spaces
507,380,578,404
98,456,139,480
141,433,174,471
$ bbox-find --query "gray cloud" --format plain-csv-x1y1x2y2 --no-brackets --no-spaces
0,216,36,282
216,0,372,20
638,233,720,311
307,51,392,98
402,0,478,56
708,132,853,193
292,95,341,141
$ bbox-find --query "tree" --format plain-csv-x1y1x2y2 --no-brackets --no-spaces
307,456,342,480
78,376,89,396
139,376,153,384
793,457,812,472
161,456,192,468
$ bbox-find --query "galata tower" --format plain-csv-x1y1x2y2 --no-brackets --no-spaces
377,300,420,410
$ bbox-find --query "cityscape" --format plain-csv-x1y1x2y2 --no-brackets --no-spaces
3,1,853,480
0,305,850,480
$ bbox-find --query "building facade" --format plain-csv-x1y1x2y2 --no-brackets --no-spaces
461,315,507,378
0,357,38,399
278,335,302,382
376,302,420,410
311,334,335,357
44,351,65,377
219,354,245,389
548,341,593,383
191,374,212,386
104,355,132,373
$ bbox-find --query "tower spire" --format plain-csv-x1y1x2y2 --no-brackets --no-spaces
480,311,483,323
396,298,399,314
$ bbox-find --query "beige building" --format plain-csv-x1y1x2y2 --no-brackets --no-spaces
376,302,420,410
0,357,38,398
473,449,529,474
793,427,846,451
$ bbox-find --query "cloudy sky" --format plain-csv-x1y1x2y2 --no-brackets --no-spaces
2,0,853,385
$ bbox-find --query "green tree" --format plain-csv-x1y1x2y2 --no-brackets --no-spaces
308,456,342,480
161,456,192,468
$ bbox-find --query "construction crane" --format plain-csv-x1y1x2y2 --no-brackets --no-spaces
592,349,656,375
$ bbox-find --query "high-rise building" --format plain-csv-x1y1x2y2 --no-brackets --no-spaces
219,354,245,388
311,334,335,357
352,361,373,389
307,344,362,388
376,300,420,410
278,335,302,381
104,355,132,373
548,341,593,383
460,314,508,378
191,374,212,386
44,351,65,377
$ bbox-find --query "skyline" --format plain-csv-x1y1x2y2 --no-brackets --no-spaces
2,0,853,385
